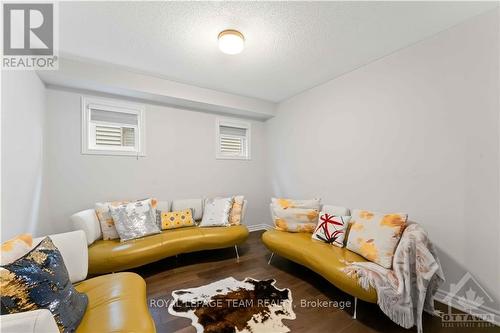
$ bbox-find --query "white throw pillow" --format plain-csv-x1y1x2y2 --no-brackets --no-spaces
199,197,233,227
312,213,351,247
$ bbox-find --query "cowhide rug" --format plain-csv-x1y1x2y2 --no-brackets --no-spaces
168,277,296,333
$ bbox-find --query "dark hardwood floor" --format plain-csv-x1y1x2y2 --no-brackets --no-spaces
134,231,499,333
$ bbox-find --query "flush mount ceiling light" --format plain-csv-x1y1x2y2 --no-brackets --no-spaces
218,29,245,55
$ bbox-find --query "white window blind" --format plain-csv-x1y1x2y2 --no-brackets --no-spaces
82,97,145,156
219,126,247,156
216,119,251,160
90,109,138,148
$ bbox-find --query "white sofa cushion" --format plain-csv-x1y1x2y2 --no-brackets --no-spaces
171,198,204,220
70,209,102,245
156,200,171,212
33,230,88,284
0,309,59,333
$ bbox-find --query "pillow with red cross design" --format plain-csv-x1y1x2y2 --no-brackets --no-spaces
312,213,351,247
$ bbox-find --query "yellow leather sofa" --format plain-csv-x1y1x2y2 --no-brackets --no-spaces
88,225,249,275
71,199,249,275
262,204,377,306
75,272,155,333
1,231,155,333
262,230,377,303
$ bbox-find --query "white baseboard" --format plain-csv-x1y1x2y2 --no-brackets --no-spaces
247,224,273,232
434,288,500,326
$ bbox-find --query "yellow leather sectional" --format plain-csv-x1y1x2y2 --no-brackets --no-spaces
75,272,155,333
70,199,250,275
88,225,249,275
2,231,156,333
262,229,377,303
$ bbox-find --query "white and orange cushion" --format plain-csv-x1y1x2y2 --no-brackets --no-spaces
271,198,320,233
272,207,319,233
346,209,408,268
1,234,33,265
312,213,351,247
271,198,321,210
229,195,245,226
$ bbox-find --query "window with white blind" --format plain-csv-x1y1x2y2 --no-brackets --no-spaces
81,97,146,156
216,118,251,160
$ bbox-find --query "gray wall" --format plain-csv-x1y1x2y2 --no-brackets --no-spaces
1,71,47,239
267,9,500,306
39,88,271,237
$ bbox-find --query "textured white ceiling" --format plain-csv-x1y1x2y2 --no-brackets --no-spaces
59,1,498,102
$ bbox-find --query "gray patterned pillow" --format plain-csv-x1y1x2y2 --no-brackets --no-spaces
109,199,160,242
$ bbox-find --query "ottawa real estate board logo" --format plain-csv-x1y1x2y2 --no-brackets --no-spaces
437,272,497,329
2,2,58,69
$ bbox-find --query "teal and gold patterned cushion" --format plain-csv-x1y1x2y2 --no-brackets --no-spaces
0,237,88,333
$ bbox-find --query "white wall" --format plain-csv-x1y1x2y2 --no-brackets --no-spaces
267,9,500,307
1,71,47,240
40,88,270,236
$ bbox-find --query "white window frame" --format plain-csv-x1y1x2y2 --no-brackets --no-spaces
81,96,146,156
215,117,251,160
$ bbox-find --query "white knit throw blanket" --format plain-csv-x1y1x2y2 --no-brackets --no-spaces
343,223,445,333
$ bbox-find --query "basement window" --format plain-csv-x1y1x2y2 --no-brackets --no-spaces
81,97,146,156
216,118,251,160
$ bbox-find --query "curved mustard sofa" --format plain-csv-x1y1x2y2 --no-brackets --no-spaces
75,272,155,333
88,225,249,275
262,229,377,303
4,231,156,333
71,199,250,275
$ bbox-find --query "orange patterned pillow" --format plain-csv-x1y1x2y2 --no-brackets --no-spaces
1,234,32,265
272,207,319,233
346,209,407,268
229,195,244,226
271,198,320,210
271,198,320,233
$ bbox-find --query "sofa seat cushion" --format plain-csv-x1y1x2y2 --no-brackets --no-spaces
75,272,155,333
88,226,249,274
262,229,377,303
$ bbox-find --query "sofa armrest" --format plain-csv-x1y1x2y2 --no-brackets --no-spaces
70,209,102,245
34,230,88,284
0,309,59,333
